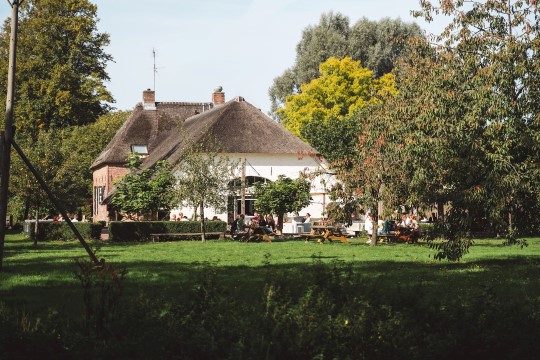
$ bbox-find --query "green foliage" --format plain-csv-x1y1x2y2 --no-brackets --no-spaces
254,175,311,230
24,221,102,241
0,0,113,138
8,111,129,221
172,136,238,241
278,56,397,137
269,12,422,116
57,111,130,213
74,255,127,344
108,221,227,242
405,0,540,237
1,241,540,359
111,153,175,218
300,114,361,164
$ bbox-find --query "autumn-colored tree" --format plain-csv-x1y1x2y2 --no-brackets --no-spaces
278,56,397,138
410,0,540,238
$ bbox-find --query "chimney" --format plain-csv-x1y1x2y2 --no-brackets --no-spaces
212,86,225,105
143,89,156,110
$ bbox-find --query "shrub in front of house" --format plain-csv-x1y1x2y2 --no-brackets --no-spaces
26,222,102,241
109,221,227,242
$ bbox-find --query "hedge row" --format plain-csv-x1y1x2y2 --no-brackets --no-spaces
108,221,227,242
26,222,102,241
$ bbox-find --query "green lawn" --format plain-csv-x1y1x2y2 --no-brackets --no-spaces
2,234,539,305
1,233,539,358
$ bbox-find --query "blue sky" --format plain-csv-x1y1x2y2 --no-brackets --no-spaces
0,0,446,114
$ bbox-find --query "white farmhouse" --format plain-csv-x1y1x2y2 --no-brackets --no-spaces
91,88,333,226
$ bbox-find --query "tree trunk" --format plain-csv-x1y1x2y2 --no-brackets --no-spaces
277,213,284,234
199,202,206,242
437,201,444,223
370,207,378,247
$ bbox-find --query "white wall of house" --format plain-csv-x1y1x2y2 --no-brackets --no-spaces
170,152,335,224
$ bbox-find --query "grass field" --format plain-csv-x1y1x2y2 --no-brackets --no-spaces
1,232,539,358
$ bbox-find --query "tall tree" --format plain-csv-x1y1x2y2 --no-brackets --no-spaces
269,12,422,117
172,138,238,242
278,56,396,143
410,0,540,236
254,175,312,233
0,0,113,138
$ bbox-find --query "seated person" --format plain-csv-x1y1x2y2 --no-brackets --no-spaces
377,216,385,235
364,214,374,235
383,219,395,234
265,214,276,234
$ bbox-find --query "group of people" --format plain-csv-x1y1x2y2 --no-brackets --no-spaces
231,211,277,241
364,213,420,242
169,212,189,221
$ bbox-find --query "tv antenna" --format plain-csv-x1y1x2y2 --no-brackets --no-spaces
152,48,157,91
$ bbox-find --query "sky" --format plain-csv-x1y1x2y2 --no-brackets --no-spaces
0,0,447,114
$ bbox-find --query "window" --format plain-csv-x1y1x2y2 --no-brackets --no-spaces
131,144,148,155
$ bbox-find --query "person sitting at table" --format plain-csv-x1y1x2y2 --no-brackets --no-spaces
364,214,374,235
251,211,261,226
255,212,273,235
303,213,311,223
377,215,385,235
265,214,276,233
399,214,412,227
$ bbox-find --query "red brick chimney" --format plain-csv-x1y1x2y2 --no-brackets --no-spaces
143,89,156,110
212,86,225,105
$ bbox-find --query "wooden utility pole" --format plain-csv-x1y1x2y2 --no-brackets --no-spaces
241,158,246,215
0,0,23,271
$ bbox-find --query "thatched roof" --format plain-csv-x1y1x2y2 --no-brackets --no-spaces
91,101,212,169
139,96,319,169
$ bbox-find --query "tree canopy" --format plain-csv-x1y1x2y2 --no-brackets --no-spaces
111,153,174,219
268,12,422,117
172,138,238,241
254,175,311,233
8,111,129,220
0,0,113,138
278,56,396,159
322,0,540,258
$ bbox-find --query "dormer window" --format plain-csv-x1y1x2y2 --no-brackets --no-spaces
131,144,148,156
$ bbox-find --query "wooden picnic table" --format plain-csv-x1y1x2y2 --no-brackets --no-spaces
237,225,273,242
298,224,349,244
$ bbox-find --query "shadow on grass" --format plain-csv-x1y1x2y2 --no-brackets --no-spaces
2,249,539,311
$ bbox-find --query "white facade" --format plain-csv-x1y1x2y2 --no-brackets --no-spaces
170,152,335,224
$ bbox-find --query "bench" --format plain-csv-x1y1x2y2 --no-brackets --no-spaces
149,232,224,242
235,226,274,242
296,225,349,244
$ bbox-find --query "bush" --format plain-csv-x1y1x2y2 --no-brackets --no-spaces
26,222,102,241
418,222,438,240
108,221,227,242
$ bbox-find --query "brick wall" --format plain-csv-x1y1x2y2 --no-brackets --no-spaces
92,165,129,222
